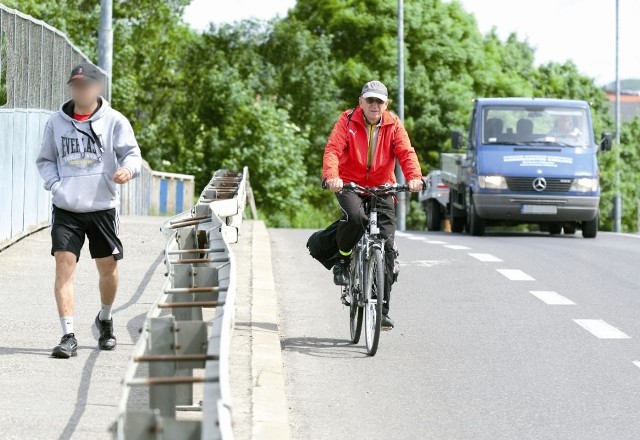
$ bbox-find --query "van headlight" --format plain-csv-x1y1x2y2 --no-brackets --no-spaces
478,175,507,189
570,177,599,192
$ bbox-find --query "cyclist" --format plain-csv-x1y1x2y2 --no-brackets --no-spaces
323,80,423,329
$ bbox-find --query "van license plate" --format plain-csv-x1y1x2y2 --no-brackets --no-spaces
521,205,558,215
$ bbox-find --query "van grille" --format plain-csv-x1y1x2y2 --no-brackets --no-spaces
505,177,573,192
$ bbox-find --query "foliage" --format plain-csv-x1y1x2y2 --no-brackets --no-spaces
599,118,640,231
9,0,639,231
406,199,426,231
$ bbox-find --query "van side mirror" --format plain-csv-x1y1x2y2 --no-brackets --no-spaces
600,132,613,151
451,131,464,150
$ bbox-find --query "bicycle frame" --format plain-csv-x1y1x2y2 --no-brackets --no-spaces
348,191,387,308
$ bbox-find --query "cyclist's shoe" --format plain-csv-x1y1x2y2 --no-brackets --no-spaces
392,242,401,282
333,258,350,286
381,314,395,330
95,313,117,350
52,333,78,358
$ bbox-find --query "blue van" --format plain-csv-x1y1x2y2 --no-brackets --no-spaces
445,98,612,238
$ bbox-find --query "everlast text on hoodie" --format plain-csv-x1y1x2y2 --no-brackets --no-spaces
36,97,142,213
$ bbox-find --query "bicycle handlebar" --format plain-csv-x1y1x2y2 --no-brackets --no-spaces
322,179,426,194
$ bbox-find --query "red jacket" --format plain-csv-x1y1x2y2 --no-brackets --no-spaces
323,107,422,186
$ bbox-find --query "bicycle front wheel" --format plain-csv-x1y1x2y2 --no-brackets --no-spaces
364,247,384,356
349,286,363,343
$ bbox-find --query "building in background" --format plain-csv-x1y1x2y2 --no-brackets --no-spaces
604,79,640,123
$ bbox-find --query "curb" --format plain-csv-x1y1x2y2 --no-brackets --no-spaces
250,221,290,439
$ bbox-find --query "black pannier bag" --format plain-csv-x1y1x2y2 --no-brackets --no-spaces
306,219,341,270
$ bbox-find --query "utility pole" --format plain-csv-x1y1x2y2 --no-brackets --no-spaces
614,0,622,232
98,0,113,100
396,0,407,231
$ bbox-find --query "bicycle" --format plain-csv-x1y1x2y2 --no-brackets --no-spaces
325,182,417,356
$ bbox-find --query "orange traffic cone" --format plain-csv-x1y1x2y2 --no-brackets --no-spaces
443,218,452,233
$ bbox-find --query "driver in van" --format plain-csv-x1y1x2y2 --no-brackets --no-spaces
549,115,581,139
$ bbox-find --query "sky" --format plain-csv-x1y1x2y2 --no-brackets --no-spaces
183,0,640,86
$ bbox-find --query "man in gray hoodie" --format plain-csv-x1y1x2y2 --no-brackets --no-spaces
36,63,142,358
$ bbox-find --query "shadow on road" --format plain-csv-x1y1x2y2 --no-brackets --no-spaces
58,250,164,439
408,229,581,239
57,348,101,440
281,336,368,359
0,345,96,356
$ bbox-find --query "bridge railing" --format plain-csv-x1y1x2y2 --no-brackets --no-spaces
118,161,195,216
111,167,249,440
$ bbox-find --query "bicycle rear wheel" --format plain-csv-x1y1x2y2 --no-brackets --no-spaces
364,247,384,356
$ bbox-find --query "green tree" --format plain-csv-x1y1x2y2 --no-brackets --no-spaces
599,118,640,231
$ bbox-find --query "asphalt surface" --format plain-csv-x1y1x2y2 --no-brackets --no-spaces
270,227,640,440
0,216,168,440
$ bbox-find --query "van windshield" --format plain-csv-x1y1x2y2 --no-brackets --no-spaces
482,106,591,147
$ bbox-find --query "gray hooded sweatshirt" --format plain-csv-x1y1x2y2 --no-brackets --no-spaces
36,97,142,213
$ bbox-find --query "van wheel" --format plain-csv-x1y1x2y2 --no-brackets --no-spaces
426,199,441,231
582,214,598,239
449,191,466,233
563,224,577,235
468,196,485,236
548,224,562,235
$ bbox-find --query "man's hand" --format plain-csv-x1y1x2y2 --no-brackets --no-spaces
325,178,343,192
408,178,424,192
113,167,132,184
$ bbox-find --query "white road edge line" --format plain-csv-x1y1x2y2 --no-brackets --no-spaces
529,290,575,305
573,319,630,339
610,232,640,239
496,269,535,281
468,253,503,262
443,245,471,250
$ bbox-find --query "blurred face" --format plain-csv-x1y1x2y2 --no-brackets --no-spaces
359,96,388,124
69,80,102,108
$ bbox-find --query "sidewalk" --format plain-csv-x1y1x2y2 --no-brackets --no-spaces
0,216,169,440
0,216,290,439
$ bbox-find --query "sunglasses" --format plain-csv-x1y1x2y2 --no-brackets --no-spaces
365,97,386,105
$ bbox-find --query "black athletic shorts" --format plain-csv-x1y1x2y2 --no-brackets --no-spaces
51,205,124,262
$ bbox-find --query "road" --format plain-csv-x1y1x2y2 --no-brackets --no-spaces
270,227,640,440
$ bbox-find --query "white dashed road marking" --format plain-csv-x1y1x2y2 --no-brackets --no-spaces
573,319,630,339
406,236,425,240
468,253,503,262
443,245,471,250
496,269,535,281
423,240,448,244
529,290,575,305
633,361,640,369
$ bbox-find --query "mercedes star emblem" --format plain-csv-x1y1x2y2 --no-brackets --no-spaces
533,177,547,192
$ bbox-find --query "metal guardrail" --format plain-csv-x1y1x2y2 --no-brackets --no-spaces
111,167,249,440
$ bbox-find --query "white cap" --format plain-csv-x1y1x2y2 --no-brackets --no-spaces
361,80,388,101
